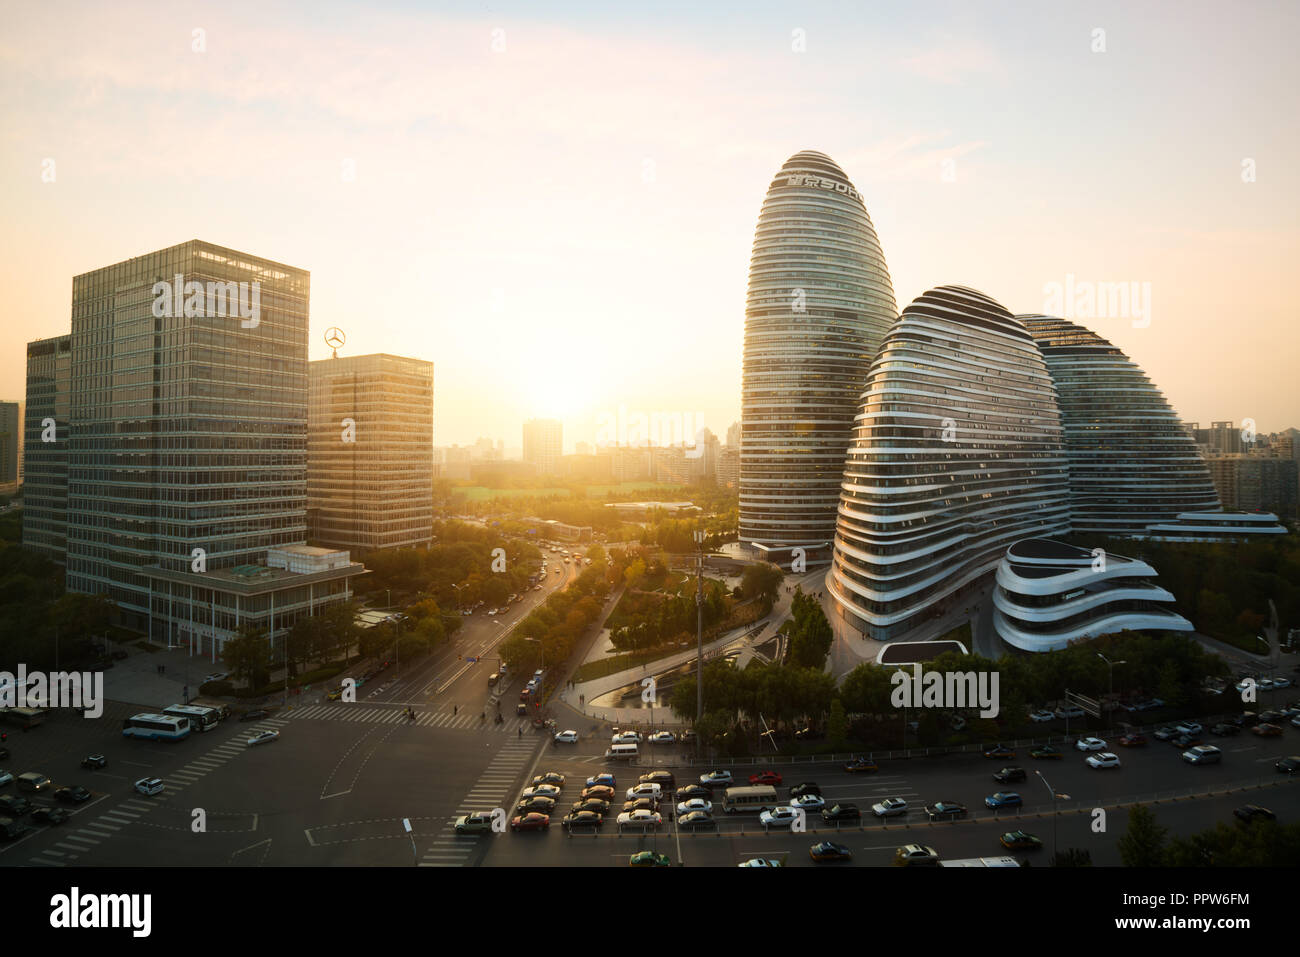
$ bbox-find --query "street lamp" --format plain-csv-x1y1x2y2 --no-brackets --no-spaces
693,528,705,763
1096,653,1127,730
1034,770,1070,865
451,583,464,612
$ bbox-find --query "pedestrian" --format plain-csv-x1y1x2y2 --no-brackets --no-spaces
453,704,457,715
518,727,522,738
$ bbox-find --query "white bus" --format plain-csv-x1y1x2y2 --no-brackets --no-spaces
162,704,220,732
122,713,191,741
721,785,778,813
938,857,1022,868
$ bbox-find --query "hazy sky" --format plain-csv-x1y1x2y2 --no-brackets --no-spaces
3,0,1297,450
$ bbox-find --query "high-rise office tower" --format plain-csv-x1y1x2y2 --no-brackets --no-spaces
831,286,1070,640
523,418,562,477
739,150,897,564
33,240,362,651
1019,315,1221,533
0,400,20,489
22,336,71,562
308,353,434,551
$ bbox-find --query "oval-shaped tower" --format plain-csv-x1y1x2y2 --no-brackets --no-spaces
739,151,897,565
1018,315,1221,534
831,286,1071,640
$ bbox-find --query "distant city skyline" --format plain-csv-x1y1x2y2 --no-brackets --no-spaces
3,0,1298,449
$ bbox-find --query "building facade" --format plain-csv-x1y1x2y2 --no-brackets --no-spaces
0,400,19,491
523,418,562,478
739,150,898,564
22,336,72,562
1019,315,1221,534
308,353,434,551
830,286,1071,641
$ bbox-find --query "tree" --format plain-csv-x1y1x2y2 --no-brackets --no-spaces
740,562,783,605
223,624,271,689
1117,805,1169,866
1052,847,1093,867
827,698,848,748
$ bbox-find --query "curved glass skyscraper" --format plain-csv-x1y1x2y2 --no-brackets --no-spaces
1019,315,1220,534
739,150,897,563
830,286,1071,640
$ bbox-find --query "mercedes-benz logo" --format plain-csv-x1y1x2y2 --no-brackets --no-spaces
324,327,346,350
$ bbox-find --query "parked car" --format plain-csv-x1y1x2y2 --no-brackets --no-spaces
54,785,91,804
514,796,557,815
616,809,662,828
1153,726,1179,740
0,794,32,816
30,806,70,826
1054,705,1085,719
1210,723,1240,736
509,812,550,832
1028,709,1055,723
1251,723,1283,737
648,731,676,745
585,773,616,789
454,812,495,834
677,810,716,830
562,810,604,830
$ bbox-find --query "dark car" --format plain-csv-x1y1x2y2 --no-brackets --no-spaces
984,745,1015,760
639,770,676,791
561,810,603,830
580,785,616,802
1170,734,1202,749
0,794,32,816
514,796,557,816
0,816,31,841
571,798,610,815
677,810,717,829
925,801,968,821
789,782,821,799
1259,710,1284,724
55,785,91,804
810,841,853,863
821,803,861,823
1210,723,1240,736
110,650,128,661
844,757,879,773
531,771,565,787
1276,756,1300,774
30,806,70,826
1234,805,1276,823
1250,724,1283,738
0,747,9,761
993,767,1026,784
81,754,108,770
239,709,268,722
622,798,660,814
1029,745,1063,759
675,784,711,802
1153,726,1179,740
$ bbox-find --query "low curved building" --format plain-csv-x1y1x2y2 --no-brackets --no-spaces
1018,315,1220,534
993,539,1193,652
830,286,1070,641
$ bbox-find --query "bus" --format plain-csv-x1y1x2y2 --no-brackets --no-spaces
938,857,1022,868
721,785,778,813
0,707,47,730
122,713,191,741
162,704,221,732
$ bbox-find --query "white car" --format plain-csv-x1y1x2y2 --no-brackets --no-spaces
649,731,676,745
1055,705,1085,720
759,806,800,828
872,797,909,818
0,770,13,787
521,784,562,799
247,730,280,747
676,797,713,816
1028,710,1055,723
553,730,579,744
134,777,164,796
1174,722,1203,736
1086,752,1121,769
204,672,229,683
611,731,642,745
699,770,733,787
1075,737,1107,752
625,783,662,801
1270,677,1292,689
1182,745,1222,765
738,858,783,867
616,809,662,828
790,793,825,810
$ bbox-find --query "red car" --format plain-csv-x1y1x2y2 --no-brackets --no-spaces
1118,733,1147,747
510,812,550,832
749,770,783,786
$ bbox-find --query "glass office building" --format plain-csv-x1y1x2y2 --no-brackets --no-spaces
308,353,434,551
1019,315,1220,534
739,150,897,564
22,335,72,562
831,286,1070,640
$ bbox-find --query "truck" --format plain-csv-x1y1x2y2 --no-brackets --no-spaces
938,856,1022,867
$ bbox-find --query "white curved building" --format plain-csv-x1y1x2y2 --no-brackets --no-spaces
739,150,897,564
830,286,1071,640
993,539,1193,652
1018,315,1220,534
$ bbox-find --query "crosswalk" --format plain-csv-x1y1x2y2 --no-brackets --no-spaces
285,704,534,734
419,737,539,867
27,717,289,866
